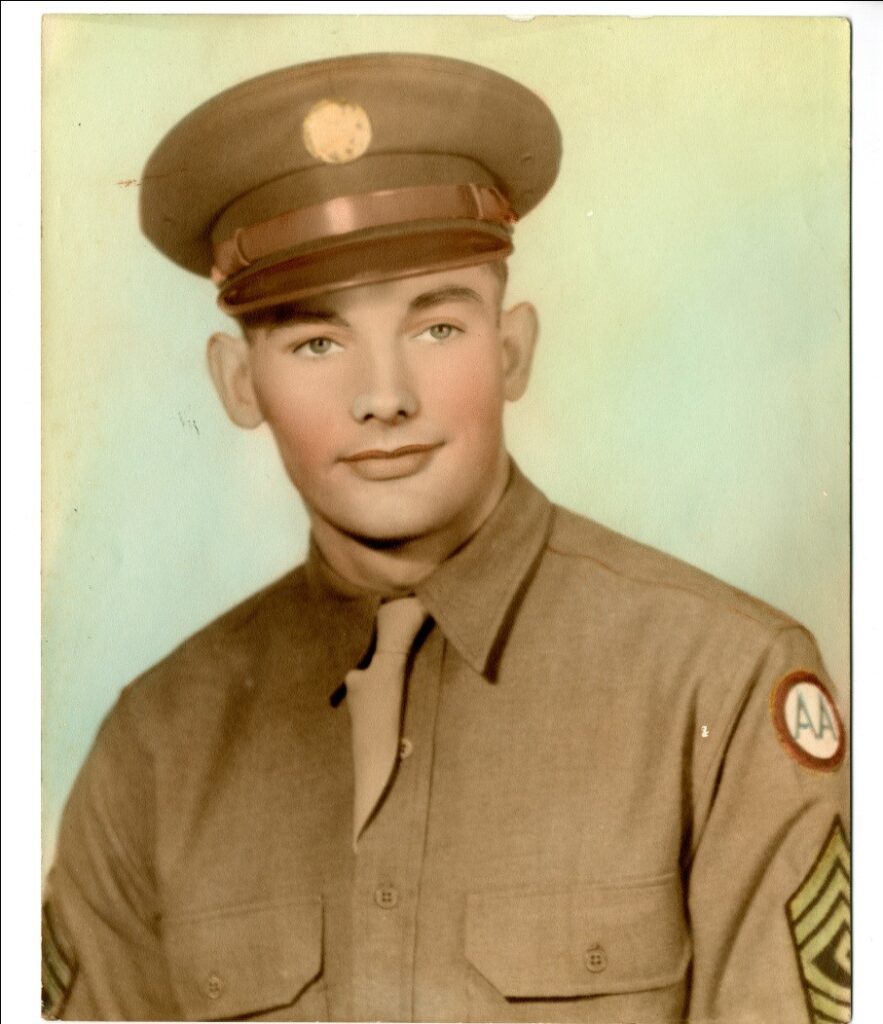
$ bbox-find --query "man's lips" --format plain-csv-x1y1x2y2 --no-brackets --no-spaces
343,443,442,462
340,442,444,481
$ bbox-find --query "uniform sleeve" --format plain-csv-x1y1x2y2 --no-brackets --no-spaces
685,624,850,1024
42,692,181,1021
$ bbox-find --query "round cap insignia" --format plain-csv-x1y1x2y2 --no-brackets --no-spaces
771,671,845,771
302,98,372,164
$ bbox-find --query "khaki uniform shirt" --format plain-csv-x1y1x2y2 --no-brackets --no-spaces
44,466,849,1023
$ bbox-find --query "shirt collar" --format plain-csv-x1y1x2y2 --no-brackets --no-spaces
414,462,552,678
305,461,553,682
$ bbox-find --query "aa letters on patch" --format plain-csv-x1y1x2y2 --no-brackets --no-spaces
771,670,845,771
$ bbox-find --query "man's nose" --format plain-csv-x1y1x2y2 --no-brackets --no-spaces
351,342,419,423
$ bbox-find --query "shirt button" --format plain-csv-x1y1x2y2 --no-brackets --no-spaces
205,973,223,999
399,738,413,760
584,945,608,973
374,885,400,909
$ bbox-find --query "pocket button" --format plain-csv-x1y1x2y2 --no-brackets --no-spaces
205,972,224,999
374,886,400,909
584,945,608,973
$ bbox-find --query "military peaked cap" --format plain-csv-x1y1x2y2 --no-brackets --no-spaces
140,53,562,315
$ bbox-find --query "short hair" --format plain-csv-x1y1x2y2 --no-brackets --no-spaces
487,258,509,290
236,259,509,337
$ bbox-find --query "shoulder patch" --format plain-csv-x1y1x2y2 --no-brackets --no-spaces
42,903,76,1019
770,670,845,771
786,818,851,1024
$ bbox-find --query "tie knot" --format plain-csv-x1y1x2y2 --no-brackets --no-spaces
375,596,427,655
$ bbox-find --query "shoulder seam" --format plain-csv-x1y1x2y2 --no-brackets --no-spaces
544,540,784,630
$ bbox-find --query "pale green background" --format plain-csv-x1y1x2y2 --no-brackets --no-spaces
42,14,850,865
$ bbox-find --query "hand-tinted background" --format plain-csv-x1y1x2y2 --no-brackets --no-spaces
42,15,849,864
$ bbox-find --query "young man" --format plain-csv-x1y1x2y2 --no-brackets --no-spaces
43,54,849,1023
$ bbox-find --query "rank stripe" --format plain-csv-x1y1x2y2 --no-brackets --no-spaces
807,983,851,1015
788,823,850,920
811,1010,845,1024
799,904,851,1003
794,865,850,945
798,894,850,957
808,987,851,1022
792,857,851,938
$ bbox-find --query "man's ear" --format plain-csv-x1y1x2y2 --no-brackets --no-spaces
206,332,264,429
499,302,538,402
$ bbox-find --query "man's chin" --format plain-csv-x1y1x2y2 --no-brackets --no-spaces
337,513,442,549
309,505,446,550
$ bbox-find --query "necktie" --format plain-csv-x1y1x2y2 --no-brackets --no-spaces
345,596,427,849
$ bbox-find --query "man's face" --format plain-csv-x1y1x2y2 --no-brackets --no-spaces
232,264,534,548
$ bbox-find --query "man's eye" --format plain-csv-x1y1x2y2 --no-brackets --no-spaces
296,337,339,357
421,323,460,342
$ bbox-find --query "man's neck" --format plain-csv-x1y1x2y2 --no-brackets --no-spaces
309,460,512,596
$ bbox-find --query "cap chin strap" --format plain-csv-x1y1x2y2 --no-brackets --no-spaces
211,183,517,285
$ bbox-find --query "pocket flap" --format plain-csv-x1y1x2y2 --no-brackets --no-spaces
164,896,322,1021
465,875,689,999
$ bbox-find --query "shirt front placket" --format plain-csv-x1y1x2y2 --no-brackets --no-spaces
348,623,445,1022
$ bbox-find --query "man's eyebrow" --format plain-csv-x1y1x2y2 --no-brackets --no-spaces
267,305,350,328
407,286,485,313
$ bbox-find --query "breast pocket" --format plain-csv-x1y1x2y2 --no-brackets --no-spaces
163,896,325,1021
465,874,690,1021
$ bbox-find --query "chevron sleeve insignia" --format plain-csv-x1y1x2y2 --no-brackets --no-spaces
786,817,851,1024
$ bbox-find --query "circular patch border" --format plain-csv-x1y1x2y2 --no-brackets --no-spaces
770,670,845,772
